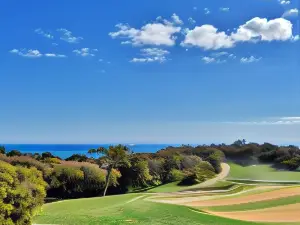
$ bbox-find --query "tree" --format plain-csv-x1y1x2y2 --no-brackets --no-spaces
6,150,22,157
88,145,131,196
0,145,5,154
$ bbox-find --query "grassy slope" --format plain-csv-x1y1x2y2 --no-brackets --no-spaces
206,196,300,212
228,163,300,181
34,194,268,225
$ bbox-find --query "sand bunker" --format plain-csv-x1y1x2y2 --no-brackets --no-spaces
184,187,300,207
206,203,300,222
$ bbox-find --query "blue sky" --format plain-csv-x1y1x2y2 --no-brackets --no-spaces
0,0,299,144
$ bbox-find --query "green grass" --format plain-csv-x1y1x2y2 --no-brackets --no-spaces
34,193,273,225
205,195,300,212
228,163,300,181
145,182,188,193
144,181,236,193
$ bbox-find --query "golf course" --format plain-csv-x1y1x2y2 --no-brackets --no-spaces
33,163,300,225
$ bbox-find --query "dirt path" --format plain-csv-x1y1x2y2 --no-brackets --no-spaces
184,186,300,207
207,203,300,222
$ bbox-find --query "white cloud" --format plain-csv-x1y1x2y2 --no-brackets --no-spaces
240,56,262,63
202,56,226,64
211,51,229,57
228,54,237,59
99,59,103,62
291,35,299,42
182,25,234,50
188,17,196,24
171,13,183,25
202,56,215,63
193,6,197,11
44,53,67,58
10,49,42,58
282,8,298,18
52,43,58,46
279,0,291,5
227,117,300,125
57,28,83,43
220,7,230,12
211,52,237,60
130,47,169,63
109,22,181,46
231,17,293,42
140,48,169,56
10,49,67,58
73,48,97,57
35,28,53,39
204,8,210,15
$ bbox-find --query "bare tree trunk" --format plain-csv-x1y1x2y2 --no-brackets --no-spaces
103,167,112,196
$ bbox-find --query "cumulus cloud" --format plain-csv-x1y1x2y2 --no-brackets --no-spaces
220,7,230,12
240,56,262,63
232,17,293,42
35,28,53,39
10,49,42,58
109,22,181,46
182,25,234,50
279,0,291,5
282,8,298,18
130,47,169,63
182,17,294,50
73,48,97,57
57,28,83,43
171,13,183,25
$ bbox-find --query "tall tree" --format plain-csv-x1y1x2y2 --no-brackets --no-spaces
88,144,131,196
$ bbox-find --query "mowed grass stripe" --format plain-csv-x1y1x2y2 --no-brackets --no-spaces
205,195,300,212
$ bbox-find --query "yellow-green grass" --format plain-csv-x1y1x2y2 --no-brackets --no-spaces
204,195,300,212
34,193,278,225
228,163,300,181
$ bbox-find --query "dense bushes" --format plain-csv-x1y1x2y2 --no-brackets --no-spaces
0,160,47,225
180,161,216,185
46,162,122,198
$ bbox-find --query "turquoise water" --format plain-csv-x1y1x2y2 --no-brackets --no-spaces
3,144,178,159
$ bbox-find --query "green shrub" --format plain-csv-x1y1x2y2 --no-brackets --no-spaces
6,150,22,157
0,146,5,154
0,160,47,225
180,161,216,185
0,155,52,178
167,169,184,182
43,157,61,164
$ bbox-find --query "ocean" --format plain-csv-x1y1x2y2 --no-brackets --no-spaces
3,144,178,159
